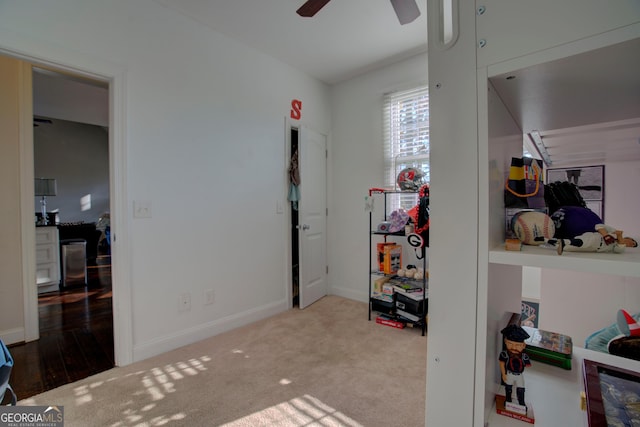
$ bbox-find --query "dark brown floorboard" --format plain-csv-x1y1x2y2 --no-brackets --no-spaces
4,264,114,402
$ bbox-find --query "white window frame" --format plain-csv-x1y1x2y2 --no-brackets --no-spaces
383,85,430,211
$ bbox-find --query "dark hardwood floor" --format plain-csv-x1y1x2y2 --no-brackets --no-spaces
6,261,114,402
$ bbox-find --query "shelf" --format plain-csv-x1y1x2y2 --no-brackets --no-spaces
487,347,640,427
372,231,407,236
489,245,640,278
369,189,427,335
372,190,419,194
370,270,426,281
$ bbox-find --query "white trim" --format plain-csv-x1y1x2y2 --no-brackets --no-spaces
109,70,133,366
19,59,38,343
0,328,25,346
133,299,288,362
328,285,367,304
0,31,133,366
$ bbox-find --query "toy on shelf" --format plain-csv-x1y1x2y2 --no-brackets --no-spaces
511,211,555,246
607,309,640,361
547,226,637,255
496,323,535,423
541,206,638,255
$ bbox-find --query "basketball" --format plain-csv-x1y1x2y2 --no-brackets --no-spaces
512,211,555,245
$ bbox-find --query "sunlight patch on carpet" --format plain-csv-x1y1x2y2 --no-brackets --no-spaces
232,349,250,359
220,394,363,427
42,356,215,407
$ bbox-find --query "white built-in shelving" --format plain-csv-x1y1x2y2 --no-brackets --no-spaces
425,1,640,426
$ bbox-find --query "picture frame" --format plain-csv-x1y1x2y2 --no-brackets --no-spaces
520,299,539,328
546,165,604,201
582,359,640,426
547,165,605,219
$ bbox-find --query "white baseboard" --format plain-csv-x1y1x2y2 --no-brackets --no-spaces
132,299,289,363
0,327,25,345
329,286,367,303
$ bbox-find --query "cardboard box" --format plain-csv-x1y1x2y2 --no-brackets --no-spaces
523,326,573,370
382,244,402,274
370,297,395,315
372,276,391,294
376,242,395,272
371,291,393,302
376,316,406,329
395,292,427,317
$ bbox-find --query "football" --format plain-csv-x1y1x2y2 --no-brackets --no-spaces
512,211,555,245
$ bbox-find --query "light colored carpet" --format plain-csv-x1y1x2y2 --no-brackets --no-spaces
20,296,427,426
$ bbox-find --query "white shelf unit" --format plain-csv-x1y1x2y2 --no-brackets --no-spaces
368,190,428,335
36,226,60,293
425,1,640,426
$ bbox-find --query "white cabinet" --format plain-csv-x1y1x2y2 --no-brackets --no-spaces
426,1,640,426
36,226,60,293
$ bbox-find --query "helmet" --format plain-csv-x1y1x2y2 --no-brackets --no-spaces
397,167,426,191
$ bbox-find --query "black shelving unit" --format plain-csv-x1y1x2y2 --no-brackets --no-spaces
368,190,428,336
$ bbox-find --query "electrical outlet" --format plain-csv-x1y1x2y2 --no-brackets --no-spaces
204,289,215,305
179,292,191,312
134,200,152,218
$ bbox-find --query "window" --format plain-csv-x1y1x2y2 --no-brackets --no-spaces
383,85,430,210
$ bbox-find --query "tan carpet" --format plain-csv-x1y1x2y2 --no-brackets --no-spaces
19,296,427,426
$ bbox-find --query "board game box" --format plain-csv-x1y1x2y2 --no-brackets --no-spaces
522,325,573,370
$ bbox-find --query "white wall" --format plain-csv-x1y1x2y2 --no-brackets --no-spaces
34,118,110,223
328,52,428,302
33,70,109,128
0,1,330,361
538,160,640,345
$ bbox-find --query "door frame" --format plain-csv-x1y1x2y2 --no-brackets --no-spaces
0,39,133,366
284,118,329,309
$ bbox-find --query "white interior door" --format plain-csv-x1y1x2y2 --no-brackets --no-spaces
298,126,327,309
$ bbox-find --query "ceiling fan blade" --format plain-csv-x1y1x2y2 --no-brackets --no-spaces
296,0,332,17
390,0,421,25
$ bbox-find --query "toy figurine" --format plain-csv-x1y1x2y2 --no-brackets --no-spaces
546,226,637,255
543,206,638,255
499,324,531,407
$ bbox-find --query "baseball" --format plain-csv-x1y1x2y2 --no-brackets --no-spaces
512,211,555,245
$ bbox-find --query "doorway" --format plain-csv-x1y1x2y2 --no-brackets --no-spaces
0,49,130,393
0,41,131,369
290,127,300,307
16,66,115,397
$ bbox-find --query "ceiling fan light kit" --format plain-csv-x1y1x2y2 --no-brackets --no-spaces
296,0,420,25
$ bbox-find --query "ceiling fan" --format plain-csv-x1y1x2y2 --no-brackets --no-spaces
297,0,421,25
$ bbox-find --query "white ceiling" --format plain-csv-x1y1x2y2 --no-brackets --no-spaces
152,0,428,85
